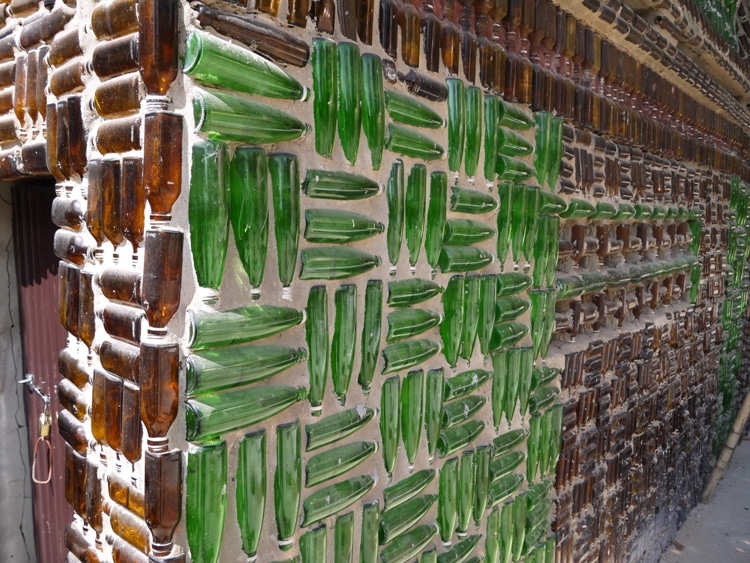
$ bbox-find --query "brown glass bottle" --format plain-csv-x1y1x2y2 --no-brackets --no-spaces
98,339,140,383
121,381,142,464
21,141,48,175
421,0,441,72
63,262,80,337
139,340,179,440
45,103,65,182
121,157,145,256
64,444,88,517
79,270,96,350
92,73,141,118
36,50,49,117
58,378,90,421
144,447,182,558
102,158,124,248
85,458,103,535
379,0,398,59
516,52,532,103
13,53,26,127
50,58,85,97
91,33,139,80
257,0,281,16
108,534,148,563
358,0,374,44
59,347,90,388
0,61,14,89
64,524,101,563
87,159,105,247
0,116,19,144
56,99,73,180
0,35,13,64
143,112,182,223
58,409,89,456
312,0,336,33
104,370,124,454
99,302,144,345
10,0,40,17
24,50,38,125
339,0,358,39
91,368,108,445
141,229,182,335
48,28,82,67
96,115,142,155
475,0,494,89
401,0,421,67
0,88,12,116
20,6,75,50
441,0,460,75
287,0,310,27
58,261,70,331
108,471,145,518
91,0,138,40
98,268,142,306
138,0,179,97
458,0,477,82
106,500,151,554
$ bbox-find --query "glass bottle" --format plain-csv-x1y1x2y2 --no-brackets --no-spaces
269,153,300,293
90,33,139,81
58,347,89,389
142,112,182,222
442,0,461,75
54,229,89,266
48,28,82,67
387,278,442,307
382,339,441,373
335,512,354,563
102,158,124,249
490,350,507,427
444,395,485,428
99,302,143,345
299,247,381,280
399,69,449,101
92,73,141,117
401,369,424,467
438,246,494,272
96,115,141,155
138,0,178,97
443,218,495,245
311,38,338,157
275,421,301,550
460,274,481,361
302,475,375,526
306,441,377,486
49,59,86,97
464,87,483,178
79,271,95,350
60,263,80,337
387,159,405,271
497,127,534,157
144,446,183,558
305,406,375,451
304,209,384,243
304,168,381,200
186,440,227,563
381,524,438,562
496,155,536,181
444,369,491,400
441,275,464,368
306,286,328,415
121,380,142,463
188,305,303,350
385,90,445,129
358,280,383,393
438,456,458,545
139,340,179,440
64,524,99,563
489,321,528,352
386,123,445,160
97,339,138,384
58,409,88,455
384,469,436,510
424,368,444,460
405,163,427,269
103,370,124,454
91,0,138,39
360,501,380,563
380,494,437,544
400,0,421,67
473,444,491,523
425,171,448,272
236,431,266,561
142,228,183,335
119,157,145,260
450,186,497,214
447,78,466,173
387,308,441,341
338,42,362,164
380,375,400,476
331,284,357,404
495,182,513,267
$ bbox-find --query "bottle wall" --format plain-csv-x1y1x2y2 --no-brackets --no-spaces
0,0,749,562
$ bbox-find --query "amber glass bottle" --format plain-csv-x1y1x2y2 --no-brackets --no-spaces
96,115,142,154
144,446,182,557
143,112,183,223
138,0,179,98
102,158,124,249
91,0,138,39
93,73,142,117
141,229,183,335
48,28,82,67
139,340,179,440
121,157,145,257
90,33,139,81
79,271,96,350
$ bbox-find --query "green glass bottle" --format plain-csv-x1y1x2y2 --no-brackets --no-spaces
189,140,230,299
437,420,485,457
533,112,550,187
502,347,520,423
304,168,381,200
332,284,357,405
443,219,496,245
547,403,563,475
484,95,499,184
306,441,378,486
387,308,442,341
447,78,466,173
380,494,437,544
270,153,301,293
299,247,381,280
186,440,227,563
522,187,540,266
456,449,476,535
529,386,558,415
464,86,482,178
188,305,303,350
443,369,491,401
383,469,436,510
558,198,595,219
528,289,546,360
422,546,438,563
312,38,338,157
401,369,425,468
531,215,549,289
497,128,534,157
229,146,269,299
490,450,525,481
450,186,497,214
526,413,540,483
338,42,362,164
441,275,464,368
186,344,307,396
237,431,266,562
381,376,401,476
387,160,405,271
385,90,445,129
460,275,481,362
438,246,494,273
386,123,445,160
193,87,309,144
489,322,528,352
304,209,384,244
496,182,513,267
516,345,534,417
388,278,442,307
613,202,635,220
406,164,428,269
491,350,507,428
472,444,491,525
485,507,500,563
335,512,355,563
496,156,535,182
361,501,380,563
511,488,527,561
275,421,302,550
425,368,445,460
437,534,480,562
499,501,513,563
438,456,458,545
442,395,486,429
302,475,375,526
362,54,385,169
510,183,528,268
358,280,383,393
380,523,438,563
592,201,617,221
185,386,307,441
184,30,307,101
478,274,498,356
494,296,530,323
496,272,532,297
497,99,534,129
306,286,328,416
305,406,375,451
538,192,566,216
425,171,449,272
545,116,562,190
382,339,441,374
488,473,523,508
300,525,326,562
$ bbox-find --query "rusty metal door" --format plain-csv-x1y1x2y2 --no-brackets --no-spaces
12,181,70,563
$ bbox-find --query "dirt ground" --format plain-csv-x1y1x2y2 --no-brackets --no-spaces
659,440,750,562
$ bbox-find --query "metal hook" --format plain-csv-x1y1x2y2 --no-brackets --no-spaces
18,373,50,409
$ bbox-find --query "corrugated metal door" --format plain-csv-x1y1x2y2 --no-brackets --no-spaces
12,181,70,563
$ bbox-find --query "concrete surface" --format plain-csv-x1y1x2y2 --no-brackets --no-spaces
660,439,750,563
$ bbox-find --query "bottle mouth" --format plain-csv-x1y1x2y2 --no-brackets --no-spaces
193,93,207,133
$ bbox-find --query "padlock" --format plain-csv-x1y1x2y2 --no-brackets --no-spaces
39,411,51,439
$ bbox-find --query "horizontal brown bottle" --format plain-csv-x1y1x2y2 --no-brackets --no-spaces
98,339,140,383
138,0,179,97
0,61,13,89
64,523,101,563
141,229,182,334
139,340,179,439
0,88,12,115
101,158,124,247
93,73,142,117
143,112,182,222
91,33,139,80
91,0,138,40
9,0,40,17
58,347,90,388
121,157,145,254
49,58,85,97
0,116,19,144
21,141,49,175
121,381,142,464
98,268,142,306
57,378,90,421
144,447,182,557
48,28,82,67
99,302,144,345
79,271,96,350
106,500,151,555
108,533,148,563
108,471,145,518
58,409,89,455
96,115,142,154
19,5,75,50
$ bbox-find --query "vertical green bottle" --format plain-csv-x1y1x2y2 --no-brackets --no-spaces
230,146,269,299
406,164,428,269
447,78,466,173
362,54,385,169
381,376,401,477
485,507,500,563
534,112,550,188
516,345,534,417
460,275,481,362
312,38,338,157
425,368,445,460
526,413,539,483
491,350,507,428
522,187,540,266
503,347,521,423
512,490,526,561
189,140,230,299
360,501,380,563
478,274,498,357
306,286,328,416
335,512,355,563
425,171,448,273
499,501,514,563
237,431,266,561
338,42,362,164
274,421,302,550
496,182,513,267
546,117,563,190
456,449,476,535
332,284,357,405
541,289,556,359
387,159,405,272
438,457,458,545
473,444,491,525
401,369,425,468
441,275,465,368
269,153,300,295
300,525,327,563
186,440,227,563
510,183,527,269
531,214,549,289
464,86,482,179
528,289,545,361
358,280,383,393
484,95,499,185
